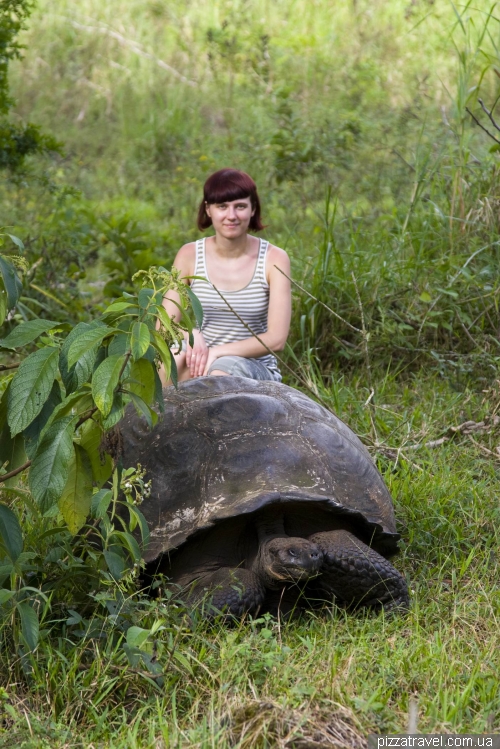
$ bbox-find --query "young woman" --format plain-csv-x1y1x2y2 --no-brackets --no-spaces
161,168,291,383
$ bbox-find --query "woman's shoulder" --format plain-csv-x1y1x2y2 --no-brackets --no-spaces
264,241,290,269
173,242,198,276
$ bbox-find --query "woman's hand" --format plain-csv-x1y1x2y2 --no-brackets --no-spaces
185,329,209,378
203,346,225,376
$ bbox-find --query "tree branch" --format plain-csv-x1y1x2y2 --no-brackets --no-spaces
0,362,20,371
0,460,31,483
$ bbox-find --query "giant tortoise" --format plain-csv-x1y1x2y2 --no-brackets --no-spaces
120,376,409,617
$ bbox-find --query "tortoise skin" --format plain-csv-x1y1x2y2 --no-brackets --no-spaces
119,377,401,565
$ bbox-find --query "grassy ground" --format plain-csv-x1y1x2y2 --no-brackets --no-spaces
1,0,500,746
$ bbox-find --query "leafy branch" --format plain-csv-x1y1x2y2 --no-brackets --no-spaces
0,262,201,535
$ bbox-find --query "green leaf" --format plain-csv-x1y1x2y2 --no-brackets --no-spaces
29,416,76,512
138,288,154,309
419,291,432,303
0,285,6,326
17,602,39,651
0,319,60,350
2,435,27,488
7,346,60,436
0,382,13,465
67,325,115,369
156,305,177,339
6,234,25,251
127,506,150,547
150,331,172,380
153,367,165,413
128,392,157,429
0,503,23,562
126,626,149,649
112,530,142,563
127,359,155,403
103,550,125,580
24,380,62,460
59,322,103,394
130,321,151,361
186,287,204,329
79,420,112,488
92,354,124,417
0,255,22,310
59,444,93,534
102,393,126,429
108,332,129,357
102,300,139,315
91,489,112,518
0,589,15,605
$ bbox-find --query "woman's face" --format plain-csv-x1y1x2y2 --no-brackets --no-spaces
205,196,255,239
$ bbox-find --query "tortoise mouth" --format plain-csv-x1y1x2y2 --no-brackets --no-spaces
269,558,323,582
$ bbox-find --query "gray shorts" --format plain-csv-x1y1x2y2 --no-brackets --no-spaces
207,355,281,381
179,340,281,382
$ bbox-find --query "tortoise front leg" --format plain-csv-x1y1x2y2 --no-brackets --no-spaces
309,530,409,613
185,567,266,618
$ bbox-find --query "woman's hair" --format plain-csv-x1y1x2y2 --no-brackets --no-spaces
197,168,264,231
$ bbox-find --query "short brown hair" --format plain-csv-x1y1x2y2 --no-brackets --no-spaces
197,168,264,231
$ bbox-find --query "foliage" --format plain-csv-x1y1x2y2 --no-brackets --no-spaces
1,0,500,743
0,0,61,171
0,258,201,654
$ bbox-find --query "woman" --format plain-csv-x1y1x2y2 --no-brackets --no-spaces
161,168,291,383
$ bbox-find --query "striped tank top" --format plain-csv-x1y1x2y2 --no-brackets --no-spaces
190,237,280,376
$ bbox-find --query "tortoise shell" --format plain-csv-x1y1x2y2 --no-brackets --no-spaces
119,377,400,563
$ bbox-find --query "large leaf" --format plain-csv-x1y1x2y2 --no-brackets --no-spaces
130,321,150,361
23,380,62,460
92,354,124,417
67,324,115,369
186,287,204,329
17,602,39,651
7,346,60,436
29,416,76,513
103,550,125,580
79,420,112,488
127,359,155,404
59,445,93,534
0,319,60,350
59,322,103,394
0,255,23,310
0,503,23,562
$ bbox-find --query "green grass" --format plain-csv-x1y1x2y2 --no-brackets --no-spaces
2,0,500,745
2,372,500,747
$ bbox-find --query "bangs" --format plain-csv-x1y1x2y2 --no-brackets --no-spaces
205,181,251,204
203,169,256,205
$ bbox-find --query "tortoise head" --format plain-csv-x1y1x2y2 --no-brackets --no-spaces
252,536,323,589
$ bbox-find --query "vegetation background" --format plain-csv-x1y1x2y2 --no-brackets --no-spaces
1,0,500,746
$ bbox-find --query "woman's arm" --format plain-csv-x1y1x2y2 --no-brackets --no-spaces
162,243,209,377
203,245,291,374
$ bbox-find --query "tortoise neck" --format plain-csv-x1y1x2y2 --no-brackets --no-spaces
256,511,286,542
